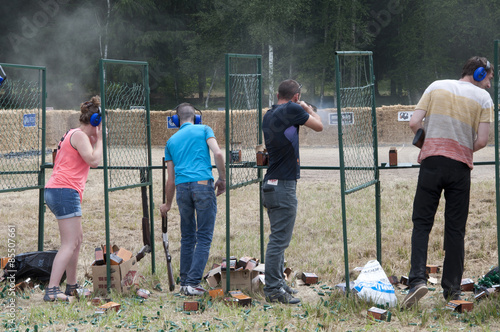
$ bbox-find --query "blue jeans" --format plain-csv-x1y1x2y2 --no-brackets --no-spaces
176,179,217,286
409,156,470,297
262,179,298,294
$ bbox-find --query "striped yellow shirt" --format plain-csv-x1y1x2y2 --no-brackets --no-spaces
415,79,493,169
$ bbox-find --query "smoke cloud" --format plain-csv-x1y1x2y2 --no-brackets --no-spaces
1,0,104,109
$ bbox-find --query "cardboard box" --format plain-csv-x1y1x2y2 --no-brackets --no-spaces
367,307,390,321
92,257,138,294
95,301,121,314
474,290,489,302
229,290,252,306
426,265,440,274
221,269,260,292
115,248,133,262
461,278,475,292
389,148,397,166
208,288,224,299
446,300,473,313
301,272,318,285
137,288,151,299
205,266,222,288
94,248,105,266
400,275,409,285
256,151,268,166
109,253,123,265
183,301,199,311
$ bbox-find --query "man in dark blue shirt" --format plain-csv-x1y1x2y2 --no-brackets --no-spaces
262,79,323,304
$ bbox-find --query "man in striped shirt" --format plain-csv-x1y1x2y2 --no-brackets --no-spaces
402,56,494,309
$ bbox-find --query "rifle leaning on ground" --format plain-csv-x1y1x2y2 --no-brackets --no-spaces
136,167,152,262
162,157,176,291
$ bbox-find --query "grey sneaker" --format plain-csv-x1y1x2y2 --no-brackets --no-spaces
402,283,428,309
184,285,206,296
266,287,300,304
282,284,299,295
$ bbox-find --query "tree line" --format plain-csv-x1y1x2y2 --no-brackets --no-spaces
0,0,498,109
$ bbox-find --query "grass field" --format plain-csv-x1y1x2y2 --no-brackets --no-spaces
1,146,500,331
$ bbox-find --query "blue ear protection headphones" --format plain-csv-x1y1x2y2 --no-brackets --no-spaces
171,104,202,127
0,65,7,87
473,60,491,82
85,102,102,126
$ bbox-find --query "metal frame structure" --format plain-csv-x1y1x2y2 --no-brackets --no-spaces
0,63,47,251
99,59,154,292
335,51,380,295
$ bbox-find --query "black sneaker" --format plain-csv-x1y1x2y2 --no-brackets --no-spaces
443,290,461,301
266,287,300,304
402,283,428,309
282,284,299,295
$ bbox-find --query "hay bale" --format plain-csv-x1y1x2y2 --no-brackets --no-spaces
11,105,493,153
45,109,80,148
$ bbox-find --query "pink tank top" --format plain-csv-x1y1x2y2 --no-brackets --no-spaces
45,128,91,202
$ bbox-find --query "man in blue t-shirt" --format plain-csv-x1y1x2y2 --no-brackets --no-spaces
160,103,226,296
262,79,323,304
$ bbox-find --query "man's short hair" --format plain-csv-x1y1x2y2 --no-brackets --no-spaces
176,103,196,123
278,79,301,100
462,56,493,78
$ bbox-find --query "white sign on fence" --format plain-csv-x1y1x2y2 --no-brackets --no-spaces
329,112,354,126
398,111,414,122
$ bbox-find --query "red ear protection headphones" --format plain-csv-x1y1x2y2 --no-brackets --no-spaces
171,104,202,127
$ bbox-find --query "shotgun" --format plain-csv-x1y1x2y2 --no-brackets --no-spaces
136,167,151,262
162,158,175,291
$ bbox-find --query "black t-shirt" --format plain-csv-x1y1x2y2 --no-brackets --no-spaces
263,101,310,181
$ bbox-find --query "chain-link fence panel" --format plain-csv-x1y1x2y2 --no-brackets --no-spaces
0,64,46,193
225,54,263,189
100,61,149,190
335,53,378,194
335,51,381,293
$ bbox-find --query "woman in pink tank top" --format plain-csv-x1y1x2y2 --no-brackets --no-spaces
43,96,104,302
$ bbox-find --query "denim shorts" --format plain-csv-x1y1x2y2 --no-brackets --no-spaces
44,188,82,220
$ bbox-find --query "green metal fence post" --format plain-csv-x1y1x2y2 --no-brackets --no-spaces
224,53,232,292
38,67,47,251
494,40,500,270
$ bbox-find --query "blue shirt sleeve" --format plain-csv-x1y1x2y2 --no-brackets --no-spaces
204,125,215,141
164,142,172,162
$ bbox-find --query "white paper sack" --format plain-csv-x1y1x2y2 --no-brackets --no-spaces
353,260,398,307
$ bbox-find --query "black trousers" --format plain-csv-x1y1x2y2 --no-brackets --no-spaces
408,156,471,296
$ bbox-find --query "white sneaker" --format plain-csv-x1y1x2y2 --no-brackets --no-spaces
179,286,187,294
184,285,206,296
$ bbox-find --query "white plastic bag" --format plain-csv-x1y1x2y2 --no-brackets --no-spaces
353,260,397,307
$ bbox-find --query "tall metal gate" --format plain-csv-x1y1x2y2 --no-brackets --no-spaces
99,59,154,291
224,54,263,291
0,63,47,250
335,51,381,294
